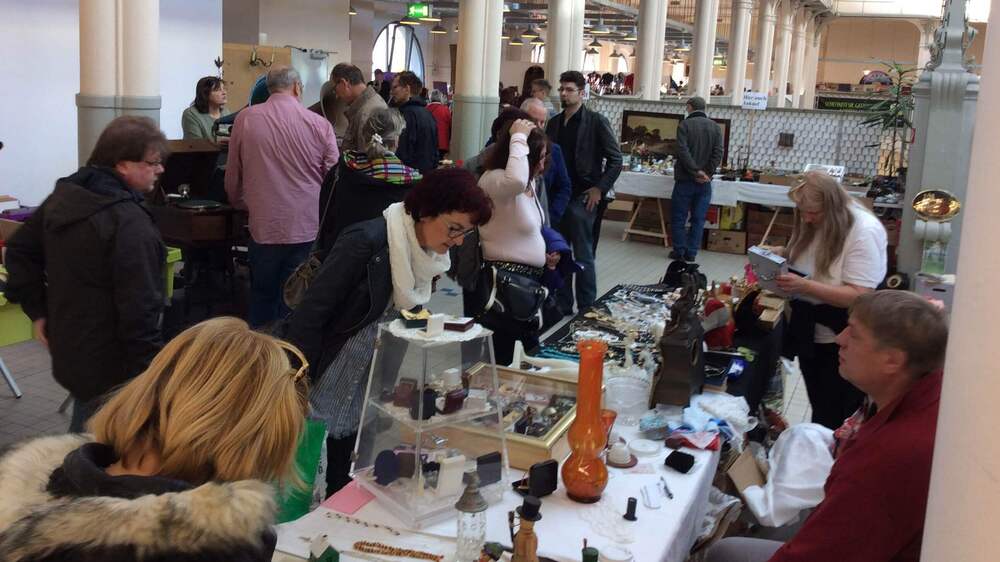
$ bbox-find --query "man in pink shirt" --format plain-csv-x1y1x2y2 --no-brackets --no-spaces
226,66,339,327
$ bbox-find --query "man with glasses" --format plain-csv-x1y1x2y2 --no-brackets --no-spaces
226,66,339,327
5,116,169,431
545,70,622,314
327,63,387,152
390,70,440,173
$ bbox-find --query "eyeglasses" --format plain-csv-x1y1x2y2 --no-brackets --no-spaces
279,342,310,383
447,224,476,239
557,87,579,93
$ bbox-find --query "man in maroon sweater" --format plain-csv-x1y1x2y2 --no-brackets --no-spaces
707,290,949,562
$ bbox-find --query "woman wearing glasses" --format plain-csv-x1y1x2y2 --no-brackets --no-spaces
469,118,557,365
773,171,888,429
0,317,310,561
285,168,493,495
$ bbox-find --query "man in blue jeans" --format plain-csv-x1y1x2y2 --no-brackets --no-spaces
545,70,622,314
671,96,723,262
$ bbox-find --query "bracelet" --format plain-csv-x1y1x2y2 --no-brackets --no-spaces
353,540,444,561
325,512,402,536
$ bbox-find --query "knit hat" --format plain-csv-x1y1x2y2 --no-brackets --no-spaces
687,96,707,111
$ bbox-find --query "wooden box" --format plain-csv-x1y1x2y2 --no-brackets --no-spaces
706,230,747,255
461,365,587,470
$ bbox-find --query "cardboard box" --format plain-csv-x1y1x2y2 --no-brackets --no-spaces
748,233,789,248
606,198,634,222
748,207,795,228
0,218,21,242
703,205,721,230
747,222,793,238
720,204,745,230
707,230,747,255
727,448,768,502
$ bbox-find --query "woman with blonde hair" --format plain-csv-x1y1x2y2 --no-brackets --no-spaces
774,170,887,429
0,317,310,561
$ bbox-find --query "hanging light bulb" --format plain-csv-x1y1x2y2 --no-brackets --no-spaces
348,4,357,16
591,18,612,34
431,23,447,34
588,38,602,48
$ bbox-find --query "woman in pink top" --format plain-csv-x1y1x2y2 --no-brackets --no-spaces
472,118,555,364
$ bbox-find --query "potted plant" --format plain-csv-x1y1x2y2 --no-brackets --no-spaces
860,62,917,195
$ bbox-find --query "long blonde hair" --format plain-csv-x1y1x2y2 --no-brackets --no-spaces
786,171,866,278
88,317,310,486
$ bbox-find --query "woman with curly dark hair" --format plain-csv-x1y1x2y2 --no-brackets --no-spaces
284,168,493,494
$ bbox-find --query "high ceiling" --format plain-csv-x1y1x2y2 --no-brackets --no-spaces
393,0,834,57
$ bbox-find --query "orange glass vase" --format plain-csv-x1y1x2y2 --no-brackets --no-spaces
562,339,609,503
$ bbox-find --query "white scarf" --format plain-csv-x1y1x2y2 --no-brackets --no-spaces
383,202,451,311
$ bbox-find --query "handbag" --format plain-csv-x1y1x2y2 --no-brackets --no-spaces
477,264,548,332
283,167,338,309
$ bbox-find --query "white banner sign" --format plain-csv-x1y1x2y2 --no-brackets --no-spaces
742,92,769,111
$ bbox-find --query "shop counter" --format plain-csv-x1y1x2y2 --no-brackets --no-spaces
274,421,719,562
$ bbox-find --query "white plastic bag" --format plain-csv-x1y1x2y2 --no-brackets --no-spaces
741,423,835,527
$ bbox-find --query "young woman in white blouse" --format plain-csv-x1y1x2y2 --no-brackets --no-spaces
773,171,888,429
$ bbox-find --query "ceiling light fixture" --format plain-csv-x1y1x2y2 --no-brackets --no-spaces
431,23,447,34
586,47,600,55
348,4,357,16
588,38,602,48
420,15,442,22
510,34,524,46
623,28,637,41
531,36,545,45
522,26,540,39
400,16,420,25
591,18,612,34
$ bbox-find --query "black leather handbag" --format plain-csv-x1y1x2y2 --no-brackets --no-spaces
476,265,548,331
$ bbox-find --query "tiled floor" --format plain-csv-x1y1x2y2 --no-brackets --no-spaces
0,220,811,448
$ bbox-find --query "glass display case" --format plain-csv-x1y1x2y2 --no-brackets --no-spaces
351,321,510,529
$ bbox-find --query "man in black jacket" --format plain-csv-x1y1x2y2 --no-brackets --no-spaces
672,96,723,262
5,116,167,431
545,70,622,313
391,71,439,173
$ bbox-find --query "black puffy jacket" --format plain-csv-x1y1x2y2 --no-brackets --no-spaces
4,167,164,402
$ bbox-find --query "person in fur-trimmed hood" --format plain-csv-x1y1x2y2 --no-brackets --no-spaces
0,317,311,562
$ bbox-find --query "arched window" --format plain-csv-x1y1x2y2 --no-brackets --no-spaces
372,22,425,82
530,44,545,64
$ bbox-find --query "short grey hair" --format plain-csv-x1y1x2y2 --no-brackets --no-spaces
266,66,302,93
362,108,406,160
520,97,546,113
428,89,447,104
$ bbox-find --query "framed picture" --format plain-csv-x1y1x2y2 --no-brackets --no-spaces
620,110,731,168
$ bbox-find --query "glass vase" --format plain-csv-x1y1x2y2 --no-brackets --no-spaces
561,339,609,503
456,510,487,561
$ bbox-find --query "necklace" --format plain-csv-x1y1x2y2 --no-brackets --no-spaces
325,512,402,536
353,540,444,561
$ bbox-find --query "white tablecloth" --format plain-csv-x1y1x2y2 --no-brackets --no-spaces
275,423,720,562
614,171,797,208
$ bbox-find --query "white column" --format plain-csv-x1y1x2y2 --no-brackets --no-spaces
702,0,720,100
690,0,719,98
77,0,161,165
451,0,504,160
753,0,778,95
921,5,998,557
726,0,754,105
915,19,936,74
801,22,823,109
121,0,159,97
546,0,586,90
637,0,669,100
789,10,809,108
770,0,794,107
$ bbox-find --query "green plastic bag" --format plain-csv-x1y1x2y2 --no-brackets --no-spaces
276,418,327,523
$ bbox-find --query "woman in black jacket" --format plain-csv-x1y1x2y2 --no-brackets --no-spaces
315,108,421,256
285,168,493,494
0,317,309,562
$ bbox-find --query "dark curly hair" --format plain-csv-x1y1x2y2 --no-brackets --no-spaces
404,168,493,226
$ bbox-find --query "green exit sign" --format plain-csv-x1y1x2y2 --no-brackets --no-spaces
407,3,430,18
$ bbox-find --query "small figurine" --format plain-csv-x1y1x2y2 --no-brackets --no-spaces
511,496,542,562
